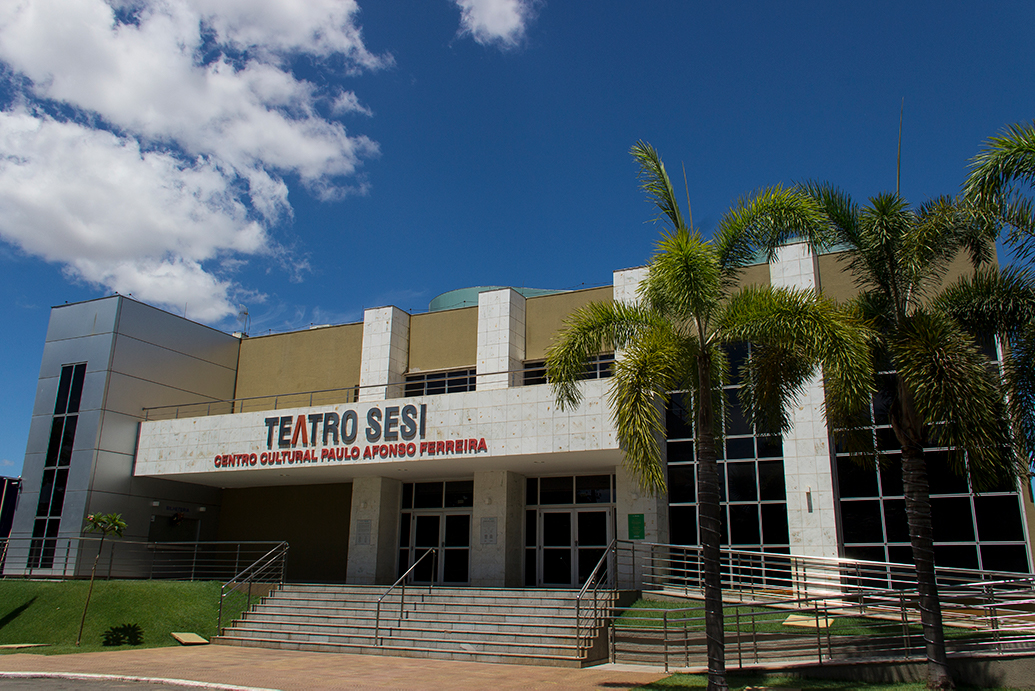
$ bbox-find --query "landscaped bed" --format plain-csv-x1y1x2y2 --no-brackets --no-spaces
0,579,249,654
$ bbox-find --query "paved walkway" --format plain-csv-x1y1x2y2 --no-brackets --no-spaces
0,646,668,690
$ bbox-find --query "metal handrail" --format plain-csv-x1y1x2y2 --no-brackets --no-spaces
140,359,611,421
623,540,1035,597
374,548,437,645
610,574,1035,671
575,538,617,656
217,541,289,633
0,537,284,581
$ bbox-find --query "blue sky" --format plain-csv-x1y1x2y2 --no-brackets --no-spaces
0,1,1033,476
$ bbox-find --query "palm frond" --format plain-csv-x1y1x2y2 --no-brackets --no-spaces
1002,323,1035,463
937,265,1035,342
714,186,830,284
546,300,661,410
642,228,721,325
608,326,689,494
631,141,685,232
964,121,1035,203
716,286,875,436
796,181,860,246
892,310,1020,489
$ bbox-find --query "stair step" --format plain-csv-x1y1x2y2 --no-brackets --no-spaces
217,585,624,666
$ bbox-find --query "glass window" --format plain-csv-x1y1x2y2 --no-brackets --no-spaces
539,477,573,505
841,501,884,543
837,457,879,498
726,462,757,502
413,482,443,509
931,497,975,542
668,465,695,504
670,506,698,545
974,496,1023,542
444,481,473,508
758,461,785,501
729,504,760,545
575,475,611,504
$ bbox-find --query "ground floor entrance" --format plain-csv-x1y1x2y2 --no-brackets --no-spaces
533,507,613,586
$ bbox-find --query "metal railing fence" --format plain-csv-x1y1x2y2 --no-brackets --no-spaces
140,361,610,421
374,548,438,645
575,538,617,656
611,574,1035,672
217,541,289,633
0,537,285,582
618,541,1035,600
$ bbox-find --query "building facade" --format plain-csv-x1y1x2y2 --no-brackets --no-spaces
8,244,1035,583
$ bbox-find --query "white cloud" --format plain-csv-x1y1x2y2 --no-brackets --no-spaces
0,0,388,322
453,0,537,48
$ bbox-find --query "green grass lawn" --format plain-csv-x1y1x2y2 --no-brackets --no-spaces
636,673,1015,690
616,598,984,641
0,579,250,654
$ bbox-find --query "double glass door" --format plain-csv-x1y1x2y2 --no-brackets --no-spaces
536,508,613,586
399,511,471,584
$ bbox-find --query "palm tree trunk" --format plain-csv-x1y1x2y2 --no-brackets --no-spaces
697,350,728,691
76,534,105,647
894,382,954,689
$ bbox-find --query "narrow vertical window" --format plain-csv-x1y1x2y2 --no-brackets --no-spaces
30,363,85,569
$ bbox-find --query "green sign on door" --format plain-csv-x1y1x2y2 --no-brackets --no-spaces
628,513,645,540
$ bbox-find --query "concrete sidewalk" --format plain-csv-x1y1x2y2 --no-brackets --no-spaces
0,646,668,690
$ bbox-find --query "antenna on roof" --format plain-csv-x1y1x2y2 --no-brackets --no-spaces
896,98,904,196
236,305,250,337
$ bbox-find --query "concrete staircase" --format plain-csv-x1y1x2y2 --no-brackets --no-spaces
214,584,625,667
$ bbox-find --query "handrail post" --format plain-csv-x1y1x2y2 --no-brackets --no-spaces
899,590,910,656
663,610,669,673
815,601,823,664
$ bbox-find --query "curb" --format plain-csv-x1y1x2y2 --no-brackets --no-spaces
0,671,280,690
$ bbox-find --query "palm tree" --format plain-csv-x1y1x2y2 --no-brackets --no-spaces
76,512,127,646
802,185,1034,689
547,143,873,691
962,121,1035,463
964,121,1035,260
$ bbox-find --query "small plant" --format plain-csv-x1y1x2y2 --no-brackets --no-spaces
102,623,144,646
76,513,127,647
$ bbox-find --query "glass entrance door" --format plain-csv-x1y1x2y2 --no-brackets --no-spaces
401,512,471,584
537,508,612,586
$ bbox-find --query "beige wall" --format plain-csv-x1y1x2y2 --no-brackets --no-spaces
525,286,613,360
736,262,770,290
409,306,478,372
218,483,352,582
818,249,982,304
235,323,363,410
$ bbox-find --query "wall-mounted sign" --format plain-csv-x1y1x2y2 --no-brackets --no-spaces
208,401,487,472
628,513,645,540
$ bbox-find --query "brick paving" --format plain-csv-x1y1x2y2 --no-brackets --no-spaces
0,646,667,690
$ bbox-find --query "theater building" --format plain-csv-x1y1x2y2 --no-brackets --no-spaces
8,243,1035,584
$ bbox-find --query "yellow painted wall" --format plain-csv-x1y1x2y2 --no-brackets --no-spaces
235,323,363,411
217,483,352,582
409,306,478,372
525,286,613,360
818,249,982,303
736,263,770,289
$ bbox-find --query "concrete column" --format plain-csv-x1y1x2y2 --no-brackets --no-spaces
346,476,402,584
360,306,410,401
770,242,839,559
613,266,647,306
615,464,668,590
476,289,526,390
470,470,524,587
